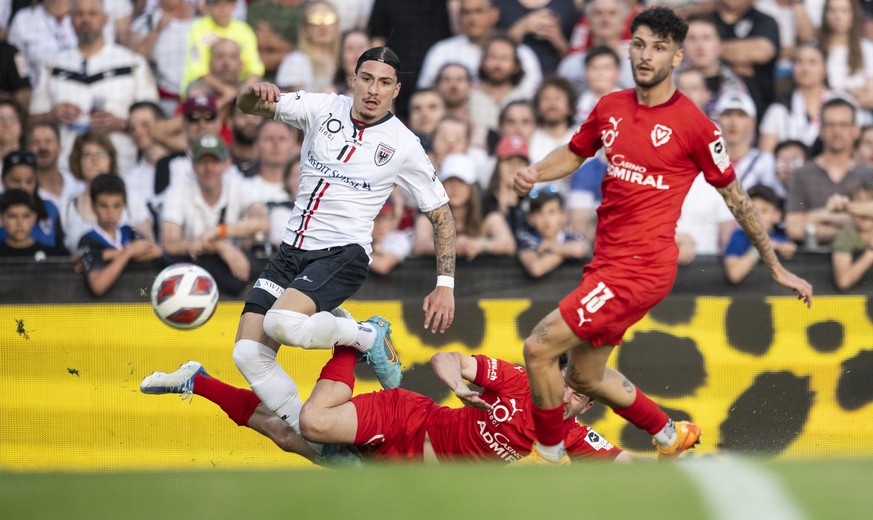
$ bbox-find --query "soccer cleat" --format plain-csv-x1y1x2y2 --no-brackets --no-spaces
140,360,209,400
515,444,571,465
314,444,363,468
361,316,402,389
653,420,701,460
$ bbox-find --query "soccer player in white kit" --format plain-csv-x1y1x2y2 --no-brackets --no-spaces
233,48,457,442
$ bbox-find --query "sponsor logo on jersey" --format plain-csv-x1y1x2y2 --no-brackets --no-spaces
606,154,670,189
651,124,672,147
585,429,613,451
488,397,523,425
602,116,622,148
375,142,396,166
709,136,731,173
306,152,372,190
476,420,524,462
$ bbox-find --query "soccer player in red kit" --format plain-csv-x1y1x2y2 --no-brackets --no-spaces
512,7,814,463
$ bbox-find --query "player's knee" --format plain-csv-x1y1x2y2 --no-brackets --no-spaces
233,338,265,379
263,309,308,347
299,402,328,443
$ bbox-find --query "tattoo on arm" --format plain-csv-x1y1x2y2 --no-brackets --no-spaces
717,180,779,269
622,378,634,393
425,204,456,277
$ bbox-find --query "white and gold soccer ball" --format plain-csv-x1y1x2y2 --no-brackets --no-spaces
150,263,219,330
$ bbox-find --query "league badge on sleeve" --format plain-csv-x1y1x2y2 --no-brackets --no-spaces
709,135,731,173
375,142,396,166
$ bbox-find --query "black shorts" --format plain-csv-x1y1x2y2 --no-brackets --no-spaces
242,242,369,315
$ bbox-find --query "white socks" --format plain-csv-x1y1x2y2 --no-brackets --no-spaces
653,419,677,447
232,339,303,431
535,441,566,462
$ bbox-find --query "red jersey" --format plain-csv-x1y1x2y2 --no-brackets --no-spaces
425,355,621,463
569,88,736,265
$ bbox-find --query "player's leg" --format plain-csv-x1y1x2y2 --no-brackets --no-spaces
522,308,584,463
565,344,700,458
298,346,360,445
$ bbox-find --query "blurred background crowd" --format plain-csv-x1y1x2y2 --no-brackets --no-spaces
2,0,873,296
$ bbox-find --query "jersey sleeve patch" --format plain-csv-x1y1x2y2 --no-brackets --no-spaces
709,136,730,173
584,428,614,451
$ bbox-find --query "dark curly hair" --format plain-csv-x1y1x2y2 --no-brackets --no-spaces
631,7,688,46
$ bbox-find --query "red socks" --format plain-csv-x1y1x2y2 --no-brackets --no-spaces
193,374,261,426
531,404,566,446
612,387,670,434
317,346,358,391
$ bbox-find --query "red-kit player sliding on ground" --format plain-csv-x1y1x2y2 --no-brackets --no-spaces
513,7,814,463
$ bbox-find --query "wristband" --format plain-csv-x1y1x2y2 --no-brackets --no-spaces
436,275,455,288
218,223,228,239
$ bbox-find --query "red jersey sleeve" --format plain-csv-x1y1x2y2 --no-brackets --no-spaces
564,422,622,461
471,355,529,396
686,111,736,188
568,100,603,158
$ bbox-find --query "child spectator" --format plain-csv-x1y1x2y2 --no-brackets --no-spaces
517,187,590,278
723,185,796,284
77,174,162,296
0,150,66,252
830,184,873,290
0,189,67,259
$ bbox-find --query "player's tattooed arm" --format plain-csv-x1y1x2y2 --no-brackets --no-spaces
717,180,779,270
425,204,456,277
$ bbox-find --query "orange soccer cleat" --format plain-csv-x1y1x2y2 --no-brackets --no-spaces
514,443,571,465
653,421,701,460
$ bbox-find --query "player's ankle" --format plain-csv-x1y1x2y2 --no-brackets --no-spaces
534,441,566,462
652,419,677,447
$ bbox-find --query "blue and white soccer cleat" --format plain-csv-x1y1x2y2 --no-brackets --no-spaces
362,316,402,389
314,444,363,468
140,360,209,399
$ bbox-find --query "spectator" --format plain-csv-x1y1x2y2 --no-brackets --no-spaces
0,40,32,110
370,198,414,276
230,106,262,177
29,0,159,174
160,134,267,295
758,44,843,154
246,0,305,80
675,173,737,264
468,34,530,138
408,89,447,147
28,122,83,211
77,173,162,296
680,14,748,119
62,130,138,252
857,126,873,168
496,100,537,142
367,0,453,119
7,0,76,86
0,100,25,166
785,98,873,247
244,120,298,206
829,184,873,290
414,152,515,261
265,154,300,249
557,0,633,93
529,76,578,166
723,184,795,284
331,29,370,95
774,139,809,196
203,38,249,116
325,0,374,33
429,116,475,176
434,63,475,124
715,92,781,193
819,0,873,111
483,134,529,237
675,67,711,114
567,152,607,242
0,150,66,252
574,45,622,123
0,189,67,258
495,0,577,75
756,0,808,96
181,0,264,96
517,187,590,278
417,0,543,99
712,0,781,117
130,0,197,116
123,101,170,234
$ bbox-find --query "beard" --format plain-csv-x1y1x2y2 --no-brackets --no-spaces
233,126,257,146
632,65,671,89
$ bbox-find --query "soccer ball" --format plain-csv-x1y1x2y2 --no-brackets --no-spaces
150,263,219,329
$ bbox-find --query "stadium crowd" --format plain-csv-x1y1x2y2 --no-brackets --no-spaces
2,0,873,295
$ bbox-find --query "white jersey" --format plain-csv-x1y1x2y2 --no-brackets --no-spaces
273,91,448,255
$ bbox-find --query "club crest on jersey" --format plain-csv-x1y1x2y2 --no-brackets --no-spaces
651,124,672,147
375,142,396,166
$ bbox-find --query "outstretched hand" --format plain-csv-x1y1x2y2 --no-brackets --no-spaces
772,267,813,308
423,286,454,333
454,385,492,411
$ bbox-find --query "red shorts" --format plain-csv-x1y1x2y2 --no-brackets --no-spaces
558,256,676,347
351,388,437,462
